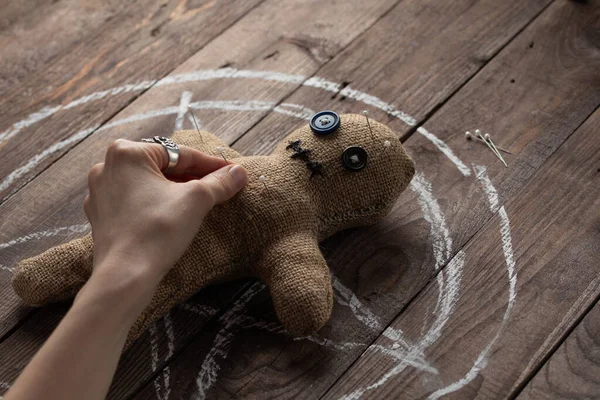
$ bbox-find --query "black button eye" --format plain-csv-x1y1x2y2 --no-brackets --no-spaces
310,111,340,135
342,146,368,171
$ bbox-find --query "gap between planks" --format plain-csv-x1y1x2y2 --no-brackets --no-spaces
0,0,406,349
315,1,561,397
507,102,600,399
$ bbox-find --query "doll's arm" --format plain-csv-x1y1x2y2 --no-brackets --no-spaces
256,231,333,336
13,234,93,305
171,130,241,160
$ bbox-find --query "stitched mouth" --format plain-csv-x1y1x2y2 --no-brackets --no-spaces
286,140,324,179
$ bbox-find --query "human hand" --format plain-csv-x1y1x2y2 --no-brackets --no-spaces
83,138,248,290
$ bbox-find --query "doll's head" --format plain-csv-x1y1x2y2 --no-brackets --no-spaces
275,112,415,238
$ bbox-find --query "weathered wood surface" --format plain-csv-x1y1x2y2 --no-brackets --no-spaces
0,0,266,202
0,0,401,338
0,0,407,396
0,0,599,399
151,0,598,398
519,300,600,400
0,0,133,93
323,106,600,399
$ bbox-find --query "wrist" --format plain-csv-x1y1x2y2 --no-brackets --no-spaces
75,256,159,322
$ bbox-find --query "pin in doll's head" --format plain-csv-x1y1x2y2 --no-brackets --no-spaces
276,111,415,237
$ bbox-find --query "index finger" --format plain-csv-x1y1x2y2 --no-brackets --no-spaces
146,143,231,179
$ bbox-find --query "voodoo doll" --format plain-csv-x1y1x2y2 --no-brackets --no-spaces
13,111,415,346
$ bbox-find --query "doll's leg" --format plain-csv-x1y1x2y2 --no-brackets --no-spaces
255,232,333,336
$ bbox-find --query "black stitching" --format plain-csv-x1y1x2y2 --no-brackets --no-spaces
286,140,302,151
286,140,324,179
306,161,323,179
291,148,312,161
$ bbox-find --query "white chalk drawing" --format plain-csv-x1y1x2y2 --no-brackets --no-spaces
194,282,264,400
0,68,469,199
149,312,176,400
427,166,517,399
340,173,465,400
0,224,89,251
0,100,315,195
175,91,194,131
0,70,516,399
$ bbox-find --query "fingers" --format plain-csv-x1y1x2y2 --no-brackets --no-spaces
187,164,248,207
106,138,231,179
164,146,230,179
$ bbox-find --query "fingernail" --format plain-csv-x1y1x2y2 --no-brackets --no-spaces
229,165,248,188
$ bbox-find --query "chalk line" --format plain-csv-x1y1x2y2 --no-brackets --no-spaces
0,265,15,274
148,323,164,400
0,224,89,251
0,100,313,195
428,166,517,399
0,125,98,196
474,165,500,213
175,91,193,131
332,276,383,331
0,68,469,186
194,282,265,400
178,303,218,318
417,127,471,176
294,335,364,352
341,171,464,400
410,172,453,270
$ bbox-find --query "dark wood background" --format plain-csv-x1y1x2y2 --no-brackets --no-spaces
0,0,598,398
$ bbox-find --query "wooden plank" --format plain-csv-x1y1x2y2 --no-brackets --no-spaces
138,0,600,398
323,106,600,399
0,0,133,94
0,0,265,202
0,0,401,336
0,0,404,397
518,299,600,400
0,280,253,398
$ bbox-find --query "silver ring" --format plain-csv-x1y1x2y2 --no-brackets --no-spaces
141,136,180,172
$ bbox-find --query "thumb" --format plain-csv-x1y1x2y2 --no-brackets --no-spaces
190,164,248,206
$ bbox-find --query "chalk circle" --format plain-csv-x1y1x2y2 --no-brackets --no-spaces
0,69,515,398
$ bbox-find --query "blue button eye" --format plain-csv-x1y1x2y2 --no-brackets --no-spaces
310,111,340,135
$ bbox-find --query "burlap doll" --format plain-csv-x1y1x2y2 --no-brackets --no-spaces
13,112,415,346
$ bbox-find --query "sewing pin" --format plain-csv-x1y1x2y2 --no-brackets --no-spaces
466,130,503,164
464,131,511,154
187,106,204,143
362,110,376,142
475,129,504,165
216,146,228,162
258,175,267,189
484,133,508,167
383,140,391,152
466,130,506,167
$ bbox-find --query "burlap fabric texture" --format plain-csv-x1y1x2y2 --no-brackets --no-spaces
13,114,415,347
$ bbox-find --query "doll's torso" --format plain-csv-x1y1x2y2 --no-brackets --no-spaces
173,154,319,288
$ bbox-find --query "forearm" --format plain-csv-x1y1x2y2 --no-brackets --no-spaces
5,259,157,400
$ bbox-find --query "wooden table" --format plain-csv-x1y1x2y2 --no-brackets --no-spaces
0,0,598,398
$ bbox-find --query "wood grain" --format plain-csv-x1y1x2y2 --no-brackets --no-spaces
0,0,598,398
131,0,600,398
0,0,405,396
0,0,265,201
518,300,600,399
0,0,131,94
323,105,600,399
0,0,401,337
